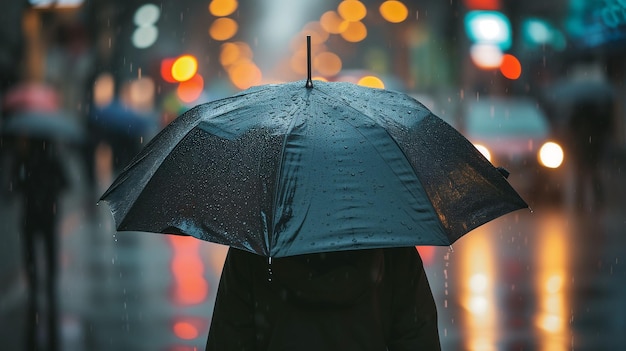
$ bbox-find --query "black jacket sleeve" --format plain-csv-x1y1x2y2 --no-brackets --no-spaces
386,247,441,351
205,248,257,351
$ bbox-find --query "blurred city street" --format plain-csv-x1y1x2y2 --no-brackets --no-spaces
1,143,624,350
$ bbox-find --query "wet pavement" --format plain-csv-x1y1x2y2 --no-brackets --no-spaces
1,146,625,350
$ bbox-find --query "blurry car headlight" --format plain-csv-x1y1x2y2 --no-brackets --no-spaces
538,141,563,169
473,143,491,162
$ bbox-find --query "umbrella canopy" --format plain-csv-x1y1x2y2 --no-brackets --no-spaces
89,99,158,137
100,80,528,258
1,111,85,143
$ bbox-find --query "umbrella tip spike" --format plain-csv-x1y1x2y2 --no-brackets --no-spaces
306,35,313,89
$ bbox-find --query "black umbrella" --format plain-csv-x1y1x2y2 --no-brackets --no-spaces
100,75,527,257
1,111,85,143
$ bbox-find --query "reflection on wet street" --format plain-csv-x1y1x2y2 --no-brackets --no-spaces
426,156,626,350
1,150,625,350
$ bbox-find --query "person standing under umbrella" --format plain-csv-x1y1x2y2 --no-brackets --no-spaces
11,135,69,351
205,247,441,351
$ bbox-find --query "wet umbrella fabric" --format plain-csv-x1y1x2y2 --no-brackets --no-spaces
100,80,527,258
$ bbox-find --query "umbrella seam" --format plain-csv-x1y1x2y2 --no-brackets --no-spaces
314,85,450,244
269,90,312,256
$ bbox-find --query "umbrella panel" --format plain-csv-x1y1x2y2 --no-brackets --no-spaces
102,81,528,257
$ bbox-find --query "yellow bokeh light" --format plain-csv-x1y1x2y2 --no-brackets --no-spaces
209,17,238,41
357,75,385,89
171,55,198,82
208,0,238,17
338,0,367,22
380,0,409,23
314,52,342,77
340,21,367,42
320,11,349,34
228,60,262,90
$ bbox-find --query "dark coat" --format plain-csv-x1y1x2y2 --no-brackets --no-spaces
205,247,441,351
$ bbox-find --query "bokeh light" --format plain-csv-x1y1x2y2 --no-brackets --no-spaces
128,77,155,110
132,26,158,49
538,142,564,169
302,22,329,45
379,0,409,23
209,17,238,41
320,10,349,34
470,43,503,69
357,75,385,88
220,42,253,68
134,3,160,26
228,61,262,90
340,21,367,42
465,10,512,50
208,0,238,17
173,321,199,340
463,0,501,10
169,236,209,305
338,0,367,22
160,58,177,83
177,74,204,103
314,51,342,77
171,55,198,82
93,73,115,107
499,53,521,79
131,3,160,49
290,49,308,75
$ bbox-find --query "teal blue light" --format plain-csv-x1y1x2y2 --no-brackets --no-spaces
464,11,512,51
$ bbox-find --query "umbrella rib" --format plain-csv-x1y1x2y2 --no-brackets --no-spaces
268,93,312,256
314,87,450,243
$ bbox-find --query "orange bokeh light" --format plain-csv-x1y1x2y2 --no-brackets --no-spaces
314,51,342,77
228,60,262,90
209,17,238,41
379,0,409,23
290,49,308,75
500,54,522,80
173,321,199,340
208,0,238,17
340,21,367,42
168,235,209,305
302,21,329,45
320,10,349,34
338,0,367,22
177,74,204,104
220,41,253,68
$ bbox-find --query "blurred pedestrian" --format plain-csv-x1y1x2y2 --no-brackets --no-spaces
11,135,69,351
205,247,441,351
566,87,614,211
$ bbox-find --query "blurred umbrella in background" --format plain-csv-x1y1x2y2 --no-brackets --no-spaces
88,98,159,173
1,82,60,114
1,110,85,144
1,82,85,143
90,98,158,138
